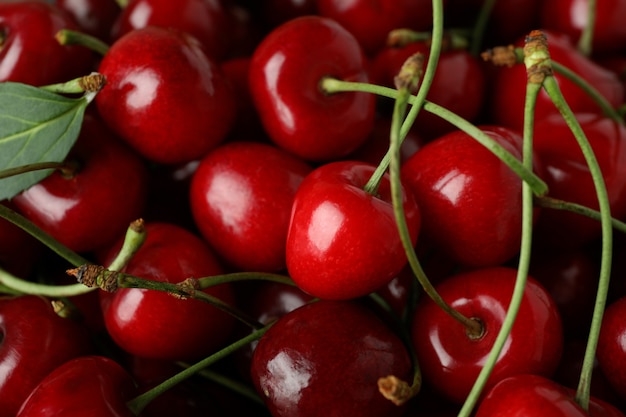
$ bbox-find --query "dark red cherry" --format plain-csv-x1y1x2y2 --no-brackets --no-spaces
248,15,376,162
100,222,237,361
0,201,43,278
597,296,626,402
16,355,136,417
56,0,121,41
11,114,149,254
411,267,563,404
0,295,92,417
286,160,421,300
190,141,312,272
250,300,413,417
95,26,236,165
0,1,95,86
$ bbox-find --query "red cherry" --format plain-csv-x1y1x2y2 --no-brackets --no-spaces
250,300,413,417
56,0,121,42
248,15,376,162
95,26,236,165
100,222,237,361
411,267,563,404
476,374,625,417
286,160,421,300
0,295,92,417
597,296,626,402
0,1,95,86
532,113,626,250
111,0,234,60
11,114,149,254
316,0,436,56
16,355,136,417
401,125,535,268
190,141,312,272
488,30,624,132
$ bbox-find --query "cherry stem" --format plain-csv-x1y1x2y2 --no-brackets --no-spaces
39,72,106,103
388,51,483,339
55,29,110,56
182,365,265,405
0,161,66,180
126,324,272,416
195,271,296,289
469,0,496,56
458,38,542,417
577,0,597,57
534,196,626,233
0,219,146,297
527,30,613,412
362,0,444,196
321,77,548,197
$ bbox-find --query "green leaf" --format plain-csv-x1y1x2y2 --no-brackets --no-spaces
0,82,88,201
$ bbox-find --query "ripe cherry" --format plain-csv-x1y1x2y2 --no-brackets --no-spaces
411,267,563,404
286,160,421,300
250,300,413,417
597,296,626,402
56,0,121,42
95,26,236,165
248,15,376,162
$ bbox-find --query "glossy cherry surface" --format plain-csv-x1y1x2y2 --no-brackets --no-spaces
248,15,376,162
100,222,237,361
250,300,412,417
16,355,136,417
95,26,236,165
12,114,149,253
190,141,312,272
286,160,421,300
411,267,563,404
401,125,532,268
0,295,92,417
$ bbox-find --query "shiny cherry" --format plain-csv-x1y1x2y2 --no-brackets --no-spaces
95,26,236,165
286,160,421,300
250,300,413,417
248,15,376,162
100,222,237,361
0,295,92,417
190,141,312,272
411,267,563,404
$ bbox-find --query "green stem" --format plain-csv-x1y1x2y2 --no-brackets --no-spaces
577,0,597,57
0,161,65,180
0,267,94,297
126,324,272,415
106,219,147,271
469,0,496,56
39,73,106,103
534,196,626,234
55,29,110,56
196,272,295,289
321,78,548,197
187,366,265,405
0,203,90,267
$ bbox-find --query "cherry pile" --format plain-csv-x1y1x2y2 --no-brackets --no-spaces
2,0,626,416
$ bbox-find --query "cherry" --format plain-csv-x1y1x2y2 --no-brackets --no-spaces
0,1,95,86
316,0,436,56
475,374,626,417
488,30,624,132
597,296,626,402
11,113,149,254
56,0,122,42
250,300,413,417
401,125,535,268
100,222,237,361
95,25,236,165
532,113,626,250
286,160,421,300
110,0,234,61
190,141,312,272
411,267,563,404
0,295,92,417
248,15,376,162
16,355,136,417
0,201,43,278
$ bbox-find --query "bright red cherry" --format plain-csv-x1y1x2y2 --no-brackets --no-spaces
250,300,413,417
16,355,136,417
100,222,237,361
11,114,149,254
248,15,376,162
95,26,236,165
401,125,534,268
286,160,421,300
190,141,312,272
0,1,95,86
411,267,563,404
0,295,92,417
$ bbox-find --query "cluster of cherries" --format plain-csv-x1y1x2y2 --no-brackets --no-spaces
2,0,626,416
